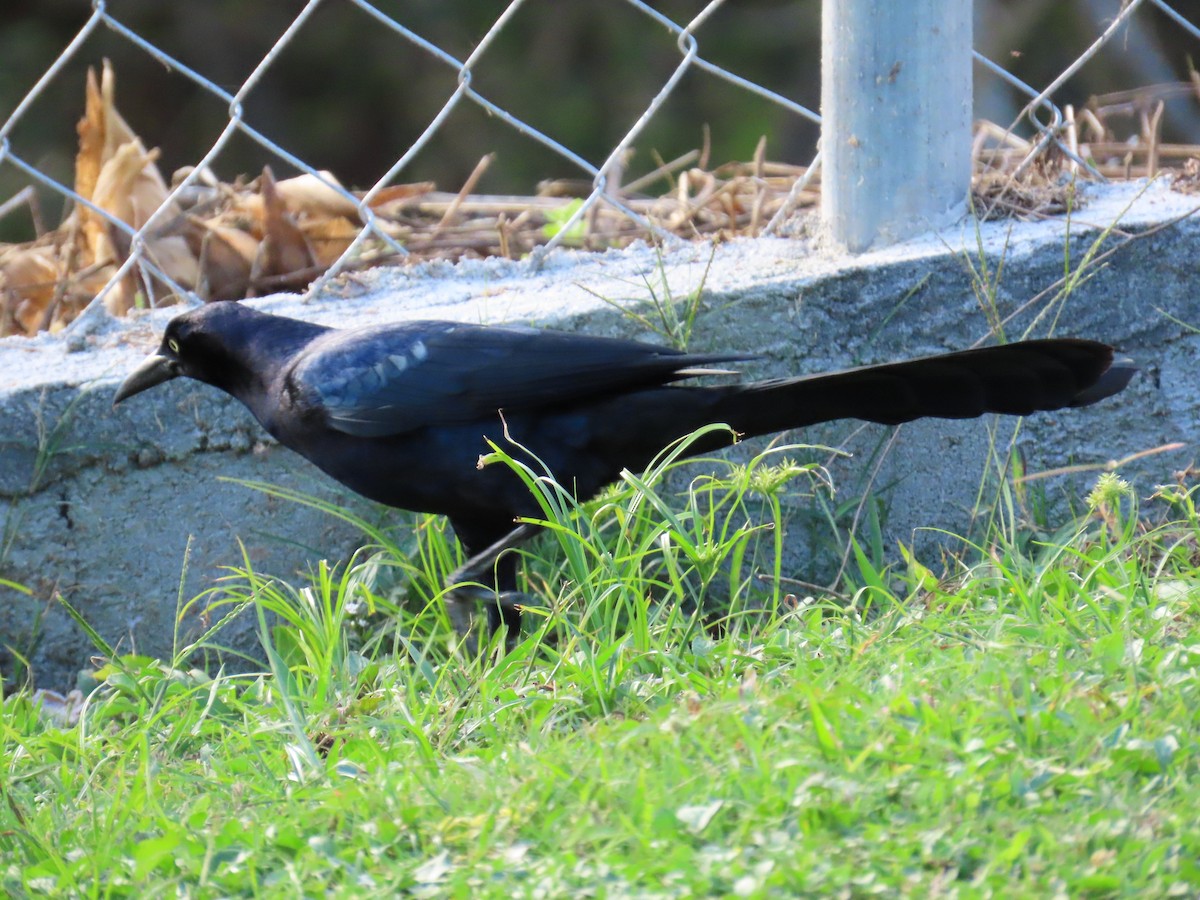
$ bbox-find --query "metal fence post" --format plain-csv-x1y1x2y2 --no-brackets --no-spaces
821,0,973,251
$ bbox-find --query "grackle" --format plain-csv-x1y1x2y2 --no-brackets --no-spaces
114,301,1135,645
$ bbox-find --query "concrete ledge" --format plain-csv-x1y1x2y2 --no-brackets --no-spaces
2,179,1197,691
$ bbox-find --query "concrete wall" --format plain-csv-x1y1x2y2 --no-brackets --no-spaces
2,179,1196,691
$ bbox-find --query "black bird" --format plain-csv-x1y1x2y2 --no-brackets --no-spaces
113,301,1135,643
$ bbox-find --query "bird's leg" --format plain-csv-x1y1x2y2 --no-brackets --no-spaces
445,523,539,653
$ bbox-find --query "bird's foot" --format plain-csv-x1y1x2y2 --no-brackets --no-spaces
443,523,538,656
445,584,530,657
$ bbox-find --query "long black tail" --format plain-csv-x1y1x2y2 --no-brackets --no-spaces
709,338,1135,440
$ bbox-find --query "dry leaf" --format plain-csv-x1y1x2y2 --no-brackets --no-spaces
300,215,360,267
240,171,362,222
87,143,162,262
74,61,140,207
0,245,59,334
254,166,315,293
367,181,437,214
185,217,258,301
69,61,197,314
276,172,359,219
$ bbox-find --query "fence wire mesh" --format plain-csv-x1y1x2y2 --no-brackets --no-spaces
0,0,1198,334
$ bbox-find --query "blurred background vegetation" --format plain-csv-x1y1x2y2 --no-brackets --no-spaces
1,0,1198,243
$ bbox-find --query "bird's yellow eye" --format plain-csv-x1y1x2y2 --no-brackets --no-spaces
167,338,181,354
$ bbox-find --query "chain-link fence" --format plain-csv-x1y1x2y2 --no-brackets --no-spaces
0,0,1198,334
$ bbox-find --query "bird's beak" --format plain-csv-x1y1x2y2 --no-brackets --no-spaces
113,353,179,405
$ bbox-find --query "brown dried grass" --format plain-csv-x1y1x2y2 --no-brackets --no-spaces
1,64,1196,336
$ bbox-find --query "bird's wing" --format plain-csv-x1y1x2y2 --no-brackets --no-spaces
285,320,751,438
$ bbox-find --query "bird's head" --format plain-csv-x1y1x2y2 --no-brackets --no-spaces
113,301,326,407
113,302,244,404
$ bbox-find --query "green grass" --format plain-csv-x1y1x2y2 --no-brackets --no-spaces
3,438,1199,897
